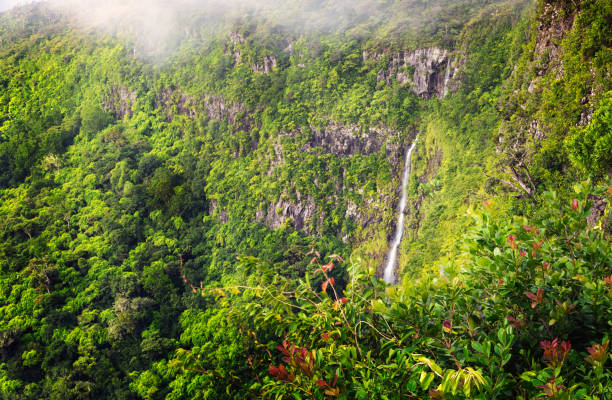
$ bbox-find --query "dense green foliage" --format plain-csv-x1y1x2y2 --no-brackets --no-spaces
132,182,611,399
0,0,610,398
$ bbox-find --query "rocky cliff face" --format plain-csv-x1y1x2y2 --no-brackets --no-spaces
252,123,405,238
363,47,458,99
255,192,320,234
227,32,278,74
251,55,278,74
156,88,248,126
495,0,588,199
302,123,402,164
103,85,137,119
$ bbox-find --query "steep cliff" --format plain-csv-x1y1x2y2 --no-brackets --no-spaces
496,0,612,194
251,123,404,237
363,47,459,99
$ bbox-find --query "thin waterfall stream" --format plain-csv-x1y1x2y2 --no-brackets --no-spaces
443,57,452,97
383,138,417,284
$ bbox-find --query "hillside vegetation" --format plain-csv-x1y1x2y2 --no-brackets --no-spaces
0,0,610,398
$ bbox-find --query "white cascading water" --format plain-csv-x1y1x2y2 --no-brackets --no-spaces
383,138,417,284
443,57,452,98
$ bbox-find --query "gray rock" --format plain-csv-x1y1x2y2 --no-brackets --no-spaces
364,47,458,99
103,85,137,119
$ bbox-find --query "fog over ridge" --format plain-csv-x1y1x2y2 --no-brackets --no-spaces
1,0,515,57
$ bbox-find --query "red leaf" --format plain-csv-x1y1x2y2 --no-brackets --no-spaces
296,347,308,358
269,365,280,377
329,277,335,286
572,199,579,210
321,280,328,292
329,254,344,262
340,297,348,304
277,344,289,356
560,340,571,355
316,380,328,389
526,289,543,308
279,364,288,376
523,225,532,232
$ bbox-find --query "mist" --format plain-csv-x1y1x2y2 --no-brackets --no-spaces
0,0,36,12
3,0,509,57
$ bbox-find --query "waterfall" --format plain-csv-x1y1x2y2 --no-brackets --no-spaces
383,138,417,284
442,57,452,98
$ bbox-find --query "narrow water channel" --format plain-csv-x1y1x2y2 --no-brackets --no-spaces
383,138,417,284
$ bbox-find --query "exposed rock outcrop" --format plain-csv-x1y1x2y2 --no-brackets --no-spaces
251,55,278,74
363,47,458,99
156,89,247,125
534,1,576,78
301,123,403,166
209,200,228,224
157,88,196,121
587,195,608,226
227,32,278,74
227,32,245,65
255,122,407,237
256,192,320,234
103,85,137,119
203,94,247,124
411,139,443,232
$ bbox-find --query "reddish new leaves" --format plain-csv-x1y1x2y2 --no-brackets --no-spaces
321,277,335,292
271,340,314,380
532,240,543,257
540,338,571,368
316,373,339,396
269,364,294,383
442,320,452,333
270,340,339,396
507,234,518,250
506,315,526,329
525,288,544,308
571,199,579,211
585,339,609,365
537,377,566,398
